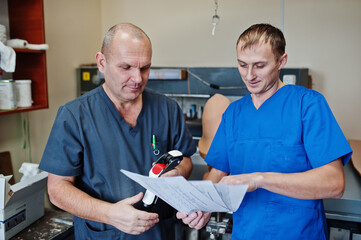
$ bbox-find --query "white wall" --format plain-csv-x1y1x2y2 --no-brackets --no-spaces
100,0,282,67
284,0,361,138
0,0,360,182
100,0,361,139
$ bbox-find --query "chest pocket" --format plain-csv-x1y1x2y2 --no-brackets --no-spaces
150,139,169,162
231,141,311,174
231,140,272,174
270,144,311,173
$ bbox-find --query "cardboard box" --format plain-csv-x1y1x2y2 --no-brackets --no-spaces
0,171,48,240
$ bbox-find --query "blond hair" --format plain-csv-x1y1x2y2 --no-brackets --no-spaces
236,23,286,60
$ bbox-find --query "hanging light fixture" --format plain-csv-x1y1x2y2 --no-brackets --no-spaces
211,0,220,36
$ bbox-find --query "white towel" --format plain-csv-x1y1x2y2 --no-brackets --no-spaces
0,41,16,72
19,162,40,182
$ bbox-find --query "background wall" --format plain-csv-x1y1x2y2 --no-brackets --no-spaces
0,0,360,182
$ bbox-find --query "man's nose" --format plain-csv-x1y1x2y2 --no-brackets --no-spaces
246,67,256,81
132,69,143,83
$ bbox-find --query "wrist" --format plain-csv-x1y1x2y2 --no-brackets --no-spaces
174,167,182,176
255,172,266,189
99,201,114,225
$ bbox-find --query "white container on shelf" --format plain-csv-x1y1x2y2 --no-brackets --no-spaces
0,79,16,110
15,80,33,107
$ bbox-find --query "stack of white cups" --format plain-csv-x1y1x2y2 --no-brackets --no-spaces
15,80,33,107
0,79,33,110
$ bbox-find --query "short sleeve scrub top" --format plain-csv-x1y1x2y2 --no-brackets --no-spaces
39,86,196,240
205,85,352,240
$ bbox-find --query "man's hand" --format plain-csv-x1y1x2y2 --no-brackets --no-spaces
160,168,181,177
176,211,211,230
160,156,193,178
106,192,159,235
219,173,263,192
47,174,158,235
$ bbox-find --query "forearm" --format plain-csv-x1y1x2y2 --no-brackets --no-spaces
222,159,345,200
47,174,112,224
205,167,228,183
260,159,345,199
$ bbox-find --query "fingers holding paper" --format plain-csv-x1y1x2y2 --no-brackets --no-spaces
176,211,212,230
160,156,193,178
219,173,263,192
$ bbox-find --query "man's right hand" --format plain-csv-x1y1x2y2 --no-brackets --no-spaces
106,192,159,235
176,211,211,230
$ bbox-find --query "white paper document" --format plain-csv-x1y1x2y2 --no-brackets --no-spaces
120,169,248,214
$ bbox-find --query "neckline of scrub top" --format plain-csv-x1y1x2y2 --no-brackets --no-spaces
249,84,289,111
99,85,145,136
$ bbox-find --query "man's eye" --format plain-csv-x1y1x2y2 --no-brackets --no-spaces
256,65,265,69
120,65,130,70
140,65,151,72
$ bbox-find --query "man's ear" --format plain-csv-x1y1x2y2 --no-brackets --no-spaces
278,53,288,70
96,52,106,72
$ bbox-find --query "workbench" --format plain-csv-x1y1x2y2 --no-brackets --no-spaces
324,161,361,222
10,208,74,240
324,161,361,238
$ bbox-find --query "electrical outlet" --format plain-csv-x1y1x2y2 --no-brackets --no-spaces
283,75,296,85
5,210,26,232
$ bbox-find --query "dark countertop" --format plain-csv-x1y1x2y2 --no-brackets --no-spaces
10,208,74,240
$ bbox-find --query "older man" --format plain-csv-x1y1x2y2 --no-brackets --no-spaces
40,23,196,239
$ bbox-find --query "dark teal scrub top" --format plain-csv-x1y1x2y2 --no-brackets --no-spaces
205,85,352,240
39,86,196,240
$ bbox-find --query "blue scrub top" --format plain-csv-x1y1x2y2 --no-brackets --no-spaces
40,86,196,240
206,85,352,240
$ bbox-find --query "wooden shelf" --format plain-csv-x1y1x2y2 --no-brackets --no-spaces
13,48,45,53
0,0,48,116
0,104,46,115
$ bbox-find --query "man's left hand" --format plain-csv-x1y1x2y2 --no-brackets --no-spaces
219,173,264,192
161,168,181,177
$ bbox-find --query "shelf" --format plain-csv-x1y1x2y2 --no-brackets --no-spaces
14,48,45,53
0,105,46,115
0,0,48,116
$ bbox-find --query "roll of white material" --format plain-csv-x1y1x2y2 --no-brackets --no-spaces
27,43,49,50
6,38,28,48
6,38,49,50
15,80,33,107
